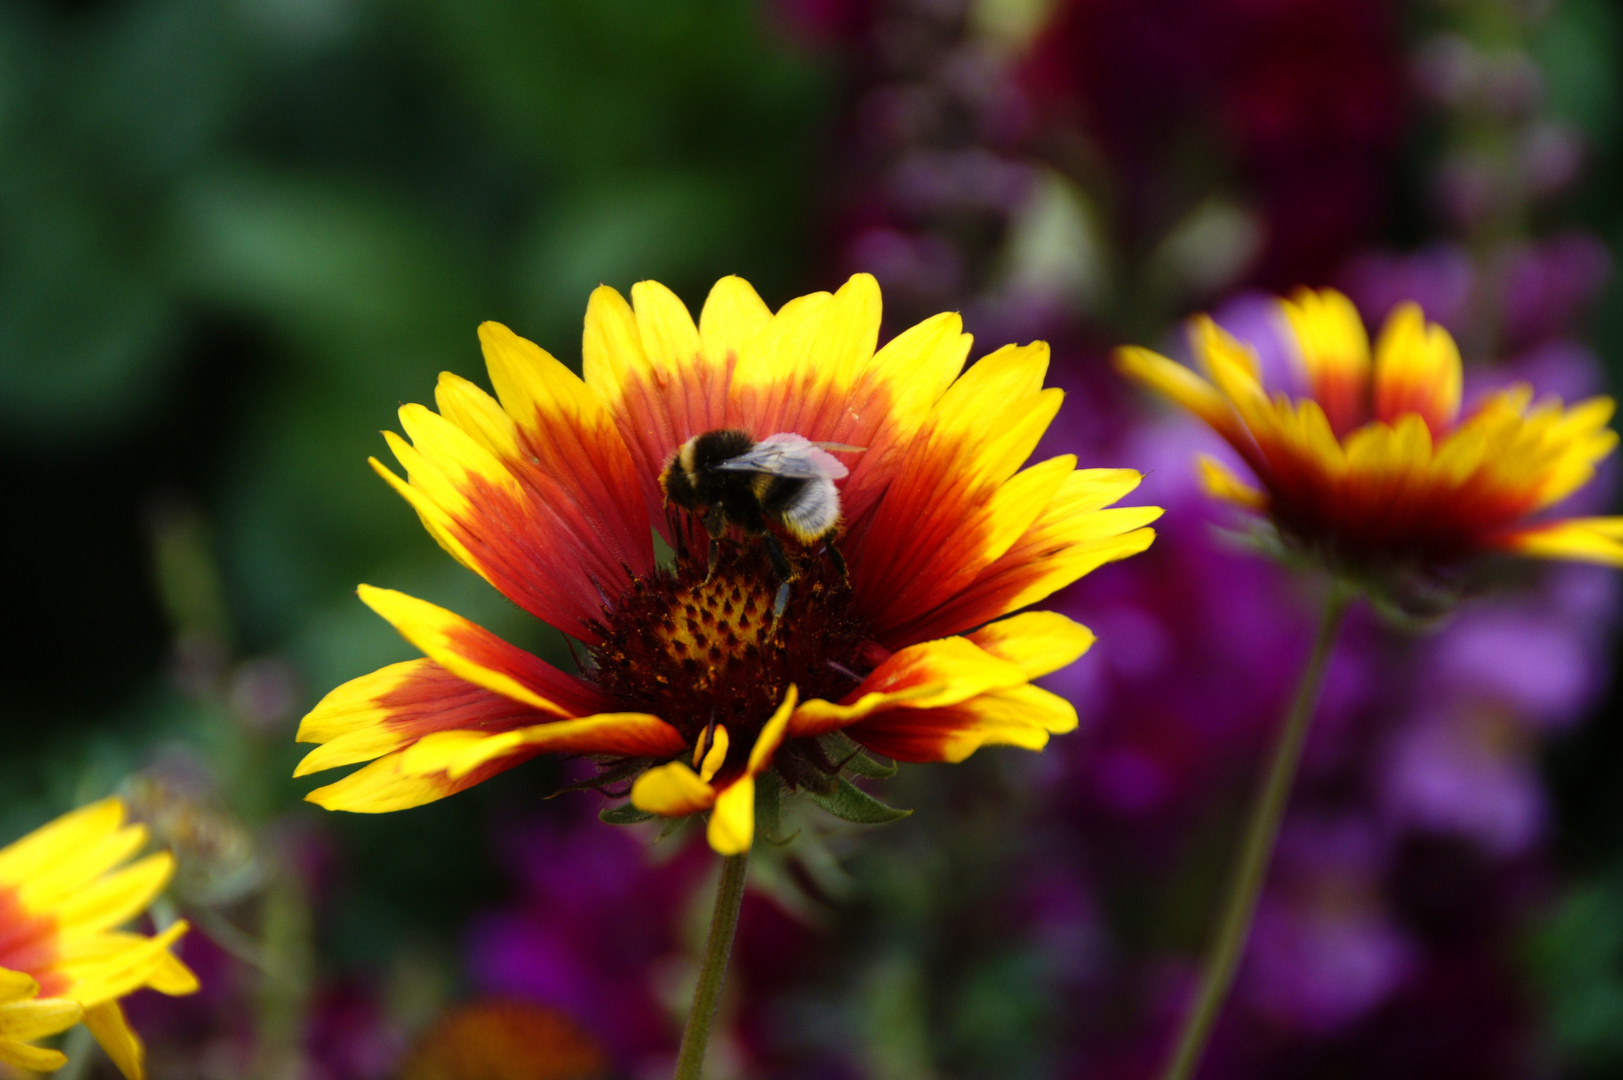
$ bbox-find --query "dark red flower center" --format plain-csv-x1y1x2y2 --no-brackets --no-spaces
589,538,872,773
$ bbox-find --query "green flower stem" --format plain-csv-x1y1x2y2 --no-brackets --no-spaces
674,851,751,1080
1161,585,1353,1080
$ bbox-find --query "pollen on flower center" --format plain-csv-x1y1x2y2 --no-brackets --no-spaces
588,541,871,755
658,574,777,673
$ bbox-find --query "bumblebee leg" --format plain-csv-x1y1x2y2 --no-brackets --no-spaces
762,532,795,632
770,581,791,630
762,531,794,584
825,541,848,583
703,508,727,582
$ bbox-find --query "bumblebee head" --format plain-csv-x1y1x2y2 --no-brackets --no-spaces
661,437,703,511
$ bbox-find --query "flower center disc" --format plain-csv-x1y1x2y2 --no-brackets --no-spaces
590,543,869,752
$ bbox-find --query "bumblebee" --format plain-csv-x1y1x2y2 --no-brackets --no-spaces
660,429,858,607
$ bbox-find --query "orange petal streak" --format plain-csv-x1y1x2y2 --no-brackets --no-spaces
846,342,1063,638
476,321,653,578
887,469,1160,645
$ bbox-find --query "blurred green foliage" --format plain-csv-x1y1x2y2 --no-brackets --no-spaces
1,0,827,697
0,0,829,980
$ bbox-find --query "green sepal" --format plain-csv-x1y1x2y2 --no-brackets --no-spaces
599,802,657,825
806,777,912,824
820,730,899,778
755,772,800,847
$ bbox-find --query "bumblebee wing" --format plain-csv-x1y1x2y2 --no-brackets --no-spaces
710,432,851,480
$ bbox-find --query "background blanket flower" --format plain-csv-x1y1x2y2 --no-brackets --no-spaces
1118,288,1623,590
0,798,199,1079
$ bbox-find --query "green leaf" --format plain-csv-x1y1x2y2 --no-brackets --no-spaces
846,751,898,779
820,731,899,778
806,777,912,825
756,772,800,847
599,802,656,825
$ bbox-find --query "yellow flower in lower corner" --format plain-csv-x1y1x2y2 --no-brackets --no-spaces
296,273,1160,853
0,798,199,1079
1117,287,1623,585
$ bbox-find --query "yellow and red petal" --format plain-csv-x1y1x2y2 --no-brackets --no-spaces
889,469,1160,645
699,275,775,373
845,683,1077,763
1248,397,1347,521
1197,454,1269,511
356,586,608,718
836,310,975,523
295,659,548,777
1190,317,1282,449
727,274,883,447
1496,516,1623,566
55,933,199,999
0,1038,70,1073
965,611,1097,678
846,342,1065,636
83,999,144,1080
410,714,686,781
425,370,652,595
475,321,651,569
49,921,188,1008
8,818,149,917
0,970,38,1005
0,994,81,1041
1279,288,1371,435
0,798,196,1080
705,688,797,855
0,800,130,893
695,725,730,781
0,989,80,1074
789,637,1029,738
858,452,1075,636
44,854,174,942
304,740,546,814
1371,302,1462,435
789,632,1075,765
294,656,673,809
630,762,716,819
1530,396,1619,509
374,396,636,637
1115,345,1254,456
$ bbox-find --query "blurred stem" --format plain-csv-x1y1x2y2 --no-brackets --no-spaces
250,857,313,1080
673,852,750,1080
54,1024,96,1080
194,905,273,972
1161,585,1353,1080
